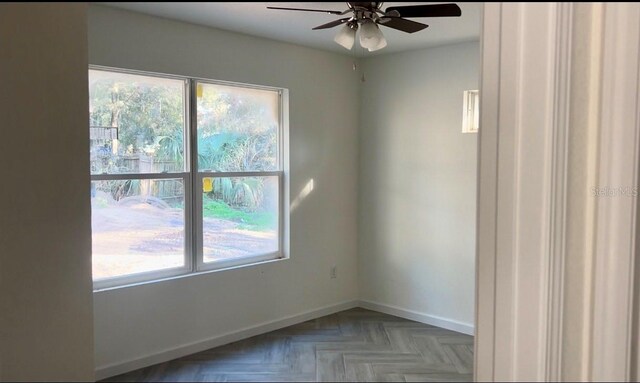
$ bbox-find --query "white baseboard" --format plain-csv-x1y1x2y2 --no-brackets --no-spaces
95,299,474,380
95,300,359,381
358,300,475,336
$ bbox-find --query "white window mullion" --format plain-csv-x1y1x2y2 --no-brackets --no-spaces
188,78,199,273
91,172,189,181
182,172,194,274
194,175,205,271
198,171,282,178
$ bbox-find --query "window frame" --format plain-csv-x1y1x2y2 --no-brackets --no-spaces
89,66,288,290
191,78,286,273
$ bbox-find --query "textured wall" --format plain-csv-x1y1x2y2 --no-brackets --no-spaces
0,3,95,381
358,42,479,329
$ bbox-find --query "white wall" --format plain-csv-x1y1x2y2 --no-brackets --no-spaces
0,4,95,381
88,5,360,374
358,42,479,331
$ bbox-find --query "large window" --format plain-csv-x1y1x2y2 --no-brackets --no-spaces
89,68,286,289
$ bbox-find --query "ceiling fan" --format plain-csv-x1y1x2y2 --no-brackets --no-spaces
266,2,462,52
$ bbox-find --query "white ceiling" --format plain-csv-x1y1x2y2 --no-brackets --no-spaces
98,2,481,57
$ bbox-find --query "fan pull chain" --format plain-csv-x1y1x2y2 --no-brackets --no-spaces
348,26,365,82
359,40,366,83
352,33,358,72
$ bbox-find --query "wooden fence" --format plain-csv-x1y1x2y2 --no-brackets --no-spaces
91,154,184,202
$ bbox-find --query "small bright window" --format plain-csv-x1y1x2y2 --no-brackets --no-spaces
89,68,287,289
462,90,479,134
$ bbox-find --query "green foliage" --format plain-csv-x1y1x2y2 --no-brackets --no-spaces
202,198,276,231
89,72,278,209
198,131,276,172
196,84,277,172
197,132,242,170
89,77,184,155
155,132,184,164
210,177,263,210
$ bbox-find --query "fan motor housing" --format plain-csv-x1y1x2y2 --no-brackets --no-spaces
347,2,382,23
347,2,381,11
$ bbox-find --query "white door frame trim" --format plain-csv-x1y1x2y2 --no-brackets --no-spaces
476,2,640,381
476,3,574,380
590,2,640,381
476,3,565,380
546,2,573,381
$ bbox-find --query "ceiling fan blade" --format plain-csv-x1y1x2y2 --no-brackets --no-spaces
384,3,462,18
266,6,347,15
378,17,428,33
312,18,351,30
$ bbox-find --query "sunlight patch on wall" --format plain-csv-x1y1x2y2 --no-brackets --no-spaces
290,179,314,212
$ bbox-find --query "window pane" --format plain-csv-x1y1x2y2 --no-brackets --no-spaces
197,83,279,172
89,70,186,174
91,178,185,280
202,176,279,263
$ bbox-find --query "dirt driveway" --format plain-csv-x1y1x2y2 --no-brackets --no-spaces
92,199,276,280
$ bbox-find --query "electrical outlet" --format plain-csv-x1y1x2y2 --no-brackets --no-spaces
330,265,338,279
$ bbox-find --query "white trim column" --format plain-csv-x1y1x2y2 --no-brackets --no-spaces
477,2,640,381
475,3,574,381
590,2,640,381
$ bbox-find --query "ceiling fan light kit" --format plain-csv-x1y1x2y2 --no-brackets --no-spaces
267,2,462,53
369,35,387,52
358,19,386,51
334,23,357,49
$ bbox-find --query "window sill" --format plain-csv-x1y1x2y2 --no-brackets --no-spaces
93,256,288,293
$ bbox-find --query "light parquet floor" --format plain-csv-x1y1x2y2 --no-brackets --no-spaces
105,308,473,382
